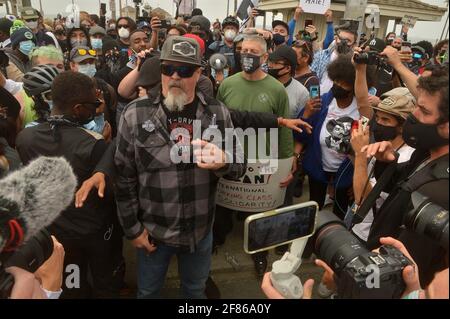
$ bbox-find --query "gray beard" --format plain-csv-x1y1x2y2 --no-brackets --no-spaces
164,90,188,112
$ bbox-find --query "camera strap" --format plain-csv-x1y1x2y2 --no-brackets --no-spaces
352,152,400,225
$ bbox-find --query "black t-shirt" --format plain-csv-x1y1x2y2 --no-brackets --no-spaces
295,72,320,91
163,98,198,166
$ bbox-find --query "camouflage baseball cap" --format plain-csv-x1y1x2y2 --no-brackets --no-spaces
372,95,415,119
160,36,202,67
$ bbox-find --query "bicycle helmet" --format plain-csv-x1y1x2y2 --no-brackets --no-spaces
22,64,59,97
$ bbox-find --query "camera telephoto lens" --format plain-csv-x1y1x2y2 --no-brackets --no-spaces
312,209,368,274
406,192,449,251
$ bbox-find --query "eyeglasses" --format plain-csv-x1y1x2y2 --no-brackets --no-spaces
77,48,97,57
118,25,129,29
161,64,197,78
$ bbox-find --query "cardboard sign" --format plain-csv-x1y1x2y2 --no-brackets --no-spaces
401,15,418,28
216,158,293,213
299,0,331,15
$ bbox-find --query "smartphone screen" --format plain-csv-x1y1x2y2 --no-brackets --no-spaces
246,203,317,253
305,19,313,29
309,85,320,99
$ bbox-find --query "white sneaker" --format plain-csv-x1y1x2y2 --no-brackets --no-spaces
317,282,334,299
323,195,334,208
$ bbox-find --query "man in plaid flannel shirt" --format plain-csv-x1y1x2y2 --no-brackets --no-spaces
114,36,245,299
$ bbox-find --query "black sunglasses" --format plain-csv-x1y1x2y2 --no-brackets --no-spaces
80,98,103,109
161,64,197,78
118,24,129,29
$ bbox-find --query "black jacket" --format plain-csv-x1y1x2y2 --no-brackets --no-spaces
16,122,113,239
367,150,449,286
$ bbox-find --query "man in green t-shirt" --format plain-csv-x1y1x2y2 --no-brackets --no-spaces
215,35,294,277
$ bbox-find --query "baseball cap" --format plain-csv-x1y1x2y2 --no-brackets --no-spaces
21,7,40,20
136,55,162,88
183,33,205,56
89,26,106,36
367,37,386,53
272,20,290,34
10,27,36,47
189,15,211,32
372,95,415,119
69,46,97,63
269,45,297,70
160,36,202,67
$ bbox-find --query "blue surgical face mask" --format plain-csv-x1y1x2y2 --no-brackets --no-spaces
19,40,35,56
83,113,105,134
91,38,103,50
78,63,97,78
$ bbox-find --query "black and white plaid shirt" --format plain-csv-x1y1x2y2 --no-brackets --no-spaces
115,90,245,252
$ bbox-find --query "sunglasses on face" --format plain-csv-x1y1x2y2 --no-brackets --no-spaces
161,64,197,78
118,25,129,29
80,98,103,109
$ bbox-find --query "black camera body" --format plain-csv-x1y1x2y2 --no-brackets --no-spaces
354,51,382,65
312,209,413,299
336,245,412,299
0,229,53,299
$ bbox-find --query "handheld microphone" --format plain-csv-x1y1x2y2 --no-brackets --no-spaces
0,156,77,252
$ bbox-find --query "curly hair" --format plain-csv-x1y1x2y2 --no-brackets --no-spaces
418,73,449,124
327,55,356,85
433,39,449,58
413,40,434,59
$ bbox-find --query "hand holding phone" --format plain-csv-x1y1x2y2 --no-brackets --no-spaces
304,19,313,29
309,85,320,99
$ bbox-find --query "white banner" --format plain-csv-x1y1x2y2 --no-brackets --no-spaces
401,15,418,28
216,158,293,213
299,0,330,15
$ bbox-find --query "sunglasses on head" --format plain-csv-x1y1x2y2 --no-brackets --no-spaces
161,64,197,78
77,48,97,57
293,40,312,52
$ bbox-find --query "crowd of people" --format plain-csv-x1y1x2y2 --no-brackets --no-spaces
0,3,448,299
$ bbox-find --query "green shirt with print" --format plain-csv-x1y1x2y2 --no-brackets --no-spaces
217,72,293,160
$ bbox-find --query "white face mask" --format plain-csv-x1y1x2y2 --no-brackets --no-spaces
78,64,97,78
26,20,38,29
224,30,237,41
118,27,130,39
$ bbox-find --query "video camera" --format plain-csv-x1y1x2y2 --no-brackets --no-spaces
311,209,413,299
354,37,389,70
0,229,54,299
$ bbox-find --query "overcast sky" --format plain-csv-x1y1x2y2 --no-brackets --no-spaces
1,0,448,43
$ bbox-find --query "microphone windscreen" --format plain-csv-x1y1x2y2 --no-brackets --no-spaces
0,157,77,251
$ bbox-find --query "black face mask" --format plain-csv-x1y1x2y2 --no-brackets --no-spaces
371,121,399,142
336,39,351,55
402,114,449,150
273,33,286,46
331,84,352,100
241,53,262,74
268,66,288,79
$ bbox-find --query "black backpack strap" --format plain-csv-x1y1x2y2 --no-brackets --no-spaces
352,152,400,225
401,154,449,193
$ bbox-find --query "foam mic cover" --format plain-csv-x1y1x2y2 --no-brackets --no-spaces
0,157,77,252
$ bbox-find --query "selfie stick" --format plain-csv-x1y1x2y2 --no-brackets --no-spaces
270,236,309,299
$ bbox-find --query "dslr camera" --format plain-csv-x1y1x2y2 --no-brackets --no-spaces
0,229,54,299
406,192,448,251
311,210,412,298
